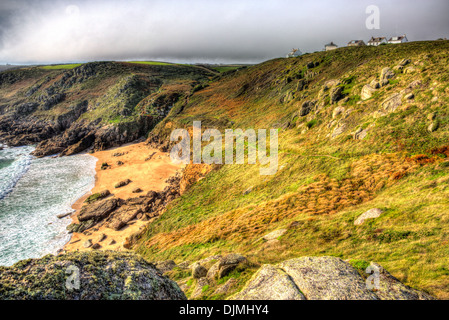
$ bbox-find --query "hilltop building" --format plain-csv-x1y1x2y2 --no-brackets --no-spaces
325,42,338,51
367,37,387,46
388,35,408,44
286,48,302,58
347,40,366,47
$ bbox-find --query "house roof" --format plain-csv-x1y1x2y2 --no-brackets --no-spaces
368,37,386,43
388,35,407,41
348,40,365,45
325,42,337,47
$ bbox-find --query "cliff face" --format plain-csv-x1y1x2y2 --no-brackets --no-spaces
3,41,449,300
0,62,213,156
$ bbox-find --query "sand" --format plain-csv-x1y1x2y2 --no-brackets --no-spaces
63,141,184,252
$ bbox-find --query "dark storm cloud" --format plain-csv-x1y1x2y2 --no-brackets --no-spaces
0,0,448,64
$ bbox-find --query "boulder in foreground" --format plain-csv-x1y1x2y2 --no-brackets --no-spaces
0,251,186,300
230,256,434,300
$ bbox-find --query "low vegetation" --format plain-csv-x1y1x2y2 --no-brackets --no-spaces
136,40,449,299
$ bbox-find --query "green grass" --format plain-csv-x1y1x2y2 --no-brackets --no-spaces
40,63,83,70
135,40,449,299
212,66,243,73
125,61,173,66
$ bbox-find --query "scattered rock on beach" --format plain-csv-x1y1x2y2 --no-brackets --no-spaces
83,239,93,248
114,179,132,188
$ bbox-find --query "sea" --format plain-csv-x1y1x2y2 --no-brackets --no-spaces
0,144,96,266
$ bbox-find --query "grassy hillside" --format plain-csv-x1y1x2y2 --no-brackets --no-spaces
0,61,215,155
136,40,449,299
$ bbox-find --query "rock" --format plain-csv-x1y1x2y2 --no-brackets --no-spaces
0,251,187,300
361,84,377,100
83,239,93,248
212,254,248,280
332,106,345,118
91,243,101,250
330,86,343,104
114,179,132,188
178,261,191,270
60,133,96,156
404,93,414,100
108,239,116,246
408,80,422,89
107,205,142,231
367,263,435,300
279,257,378,300
404,66,416,74
299,101,315,116
78,198,119,223
230,264,306,300
354,128,368,140
66,219,97,234
243,186,253,195
427,112,437,121
190,277,209,299
354,208,383,225
84,190,111,204
263,229,287,241
381,93,402,112
132,188,143,193
57,210,75,219
192,262,208,279
113,152,126,157
331,124,346,138
295,79,306,91
155,260,177,274
380,67,395,86
398,59,411,67
97,233,106,242
232,257,434,300
212,278,239,296
428,121,439,132
206,253,247,282
370,80,380,89
116,161,124,166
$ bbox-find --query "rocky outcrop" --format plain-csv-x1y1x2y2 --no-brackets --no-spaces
78,198,120,222
230,256,434,300
380,67,395,86
207,253,248,281
231,264,306,300
67,171,182,240
354,208,383,225
0,251,186,300
106,205,142,231
299,100,316,117
381,92,402,112
0,61,211,157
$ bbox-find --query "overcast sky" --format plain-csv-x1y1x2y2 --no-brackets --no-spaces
0,0,448,65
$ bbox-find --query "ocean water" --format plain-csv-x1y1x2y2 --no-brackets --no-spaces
0,144,97,266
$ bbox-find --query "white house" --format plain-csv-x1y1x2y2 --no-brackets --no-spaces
388,35,408,44
325,42,338,51
367,37,387,46
286,48,302,58
347,40,366,47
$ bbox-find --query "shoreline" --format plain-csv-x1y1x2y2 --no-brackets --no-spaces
62,141,184,252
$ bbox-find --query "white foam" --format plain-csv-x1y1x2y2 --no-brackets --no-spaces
0,150,97,266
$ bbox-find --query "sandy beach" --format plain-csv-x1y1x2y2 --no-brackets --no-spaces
63,141,184,252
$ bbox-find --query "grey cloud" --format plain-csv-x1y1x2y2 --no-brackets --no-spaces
0,0,448,64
